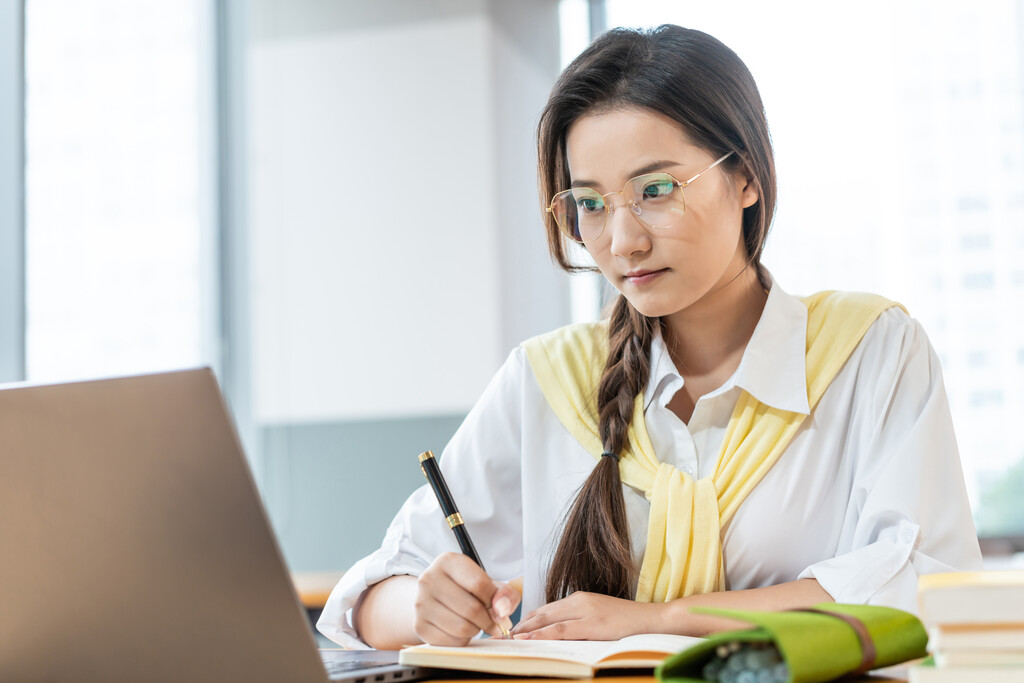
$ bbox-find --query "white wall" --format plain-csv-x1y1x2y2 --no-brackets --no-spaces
246,0,568,425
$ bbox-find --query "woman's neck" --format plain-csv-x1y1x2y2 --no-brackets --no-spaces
661,263,768,380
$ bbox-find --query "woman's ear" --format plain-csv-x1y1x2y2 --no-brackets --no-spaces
734,166,760,209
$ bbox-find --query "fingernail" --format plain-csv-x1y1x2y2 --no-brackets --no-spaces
513,633,530,640
494,597,512,617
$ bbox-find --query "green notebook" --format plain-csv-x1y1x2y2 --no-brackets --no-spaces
656,603,927,683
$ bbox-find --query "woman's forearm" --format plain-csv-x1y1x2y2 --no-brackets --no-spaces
353,575,421,650
357,576,831,645
664,578,833,636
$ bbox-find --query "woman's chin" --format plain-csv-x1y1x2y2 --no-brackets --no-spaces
620,294,676,319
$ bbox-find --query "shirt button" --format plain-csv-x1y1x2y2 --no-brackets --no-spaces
682,465,694,476
901,528,915,542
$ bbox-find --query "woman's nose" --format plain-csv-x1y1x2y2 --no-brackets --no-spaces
606,196,651,257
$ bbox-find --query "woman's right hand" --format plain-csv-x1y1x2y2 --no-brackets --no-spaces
414,552,520,646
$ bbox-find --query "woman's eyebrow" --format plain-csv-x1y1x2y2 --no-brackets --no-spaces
628,160,681,177
569,160,682,189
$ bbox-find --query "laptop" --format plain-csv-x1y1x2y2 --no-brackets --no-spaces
0,368,428,683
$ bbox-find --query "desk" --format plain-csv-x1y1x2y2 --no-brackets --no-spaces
294,570,345,643
316,656,912,683
419,673,909,683
293,570,346,610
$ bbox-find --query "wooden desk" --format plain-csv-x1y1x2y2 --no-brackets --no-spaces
315,656,912,683
293,570,345,638
292,570,345,610
419,673,909,683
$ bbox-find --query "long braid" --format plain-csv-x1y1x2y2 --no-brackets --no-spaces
544,296,657,602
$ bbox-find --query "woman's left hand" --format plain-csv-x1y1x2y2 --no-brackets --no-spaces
510,591,668,641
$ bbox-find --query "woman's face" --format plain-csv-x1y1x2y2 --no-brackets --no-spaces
565,107,759,319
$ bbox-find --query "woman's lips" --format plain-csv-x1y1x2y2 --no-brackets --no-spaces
623,268,668,285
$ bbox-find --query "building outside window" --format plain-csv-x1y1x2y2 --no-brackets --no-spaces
598,0,1024,541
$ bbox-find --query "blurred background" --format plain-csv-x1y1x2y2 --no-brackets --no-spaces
1,0,1022,576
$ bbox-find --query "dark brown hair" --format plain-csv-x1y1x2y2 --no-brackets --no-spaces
538,25,777,602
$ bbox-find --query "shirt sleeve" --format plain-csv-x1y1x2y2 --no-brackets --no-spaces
797,308,983,612
316,348,527,648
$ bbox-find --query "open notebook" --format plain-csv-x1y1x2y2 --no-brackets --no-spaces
399,633,704,678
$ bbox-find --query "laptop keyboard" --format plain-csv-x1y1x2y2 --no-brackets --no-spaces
324,659,395,674
324,658,420,683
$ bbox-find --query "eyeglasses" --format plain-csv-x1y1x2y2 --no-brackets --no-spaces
546,151,734,243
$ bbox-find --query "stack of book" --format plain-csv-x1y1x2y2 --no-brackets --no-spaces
909,570,1024,682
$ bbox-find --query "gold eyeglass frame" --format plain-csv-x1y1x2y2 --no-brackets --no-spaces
547,151,735,243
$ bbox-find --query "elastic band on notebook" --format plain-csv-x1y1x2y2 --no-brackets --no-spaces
790,608,877,676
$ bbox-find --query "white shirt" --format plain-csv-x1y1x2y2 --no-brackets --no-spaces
317,278,982,648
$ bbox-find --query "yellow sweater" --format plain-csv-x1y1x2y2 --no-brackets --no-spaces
522,291,903,602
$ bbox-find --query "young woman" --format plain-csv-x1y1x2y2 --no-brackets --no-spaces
318,25,982,650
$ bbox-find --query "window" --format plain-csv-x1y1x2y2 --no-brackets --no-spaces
24,0,217,382
964,272,995,289
960,233,992,250
969,389,1005,409
967,350,990,368
562,0,606,324
602,0,1024,538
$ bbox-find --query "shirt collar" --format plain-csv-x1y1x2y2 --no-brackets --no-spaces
643,273,811,415
730,275,810,414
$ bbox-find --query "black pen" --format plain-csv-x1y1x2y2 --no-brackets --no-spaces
418,450,511,638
